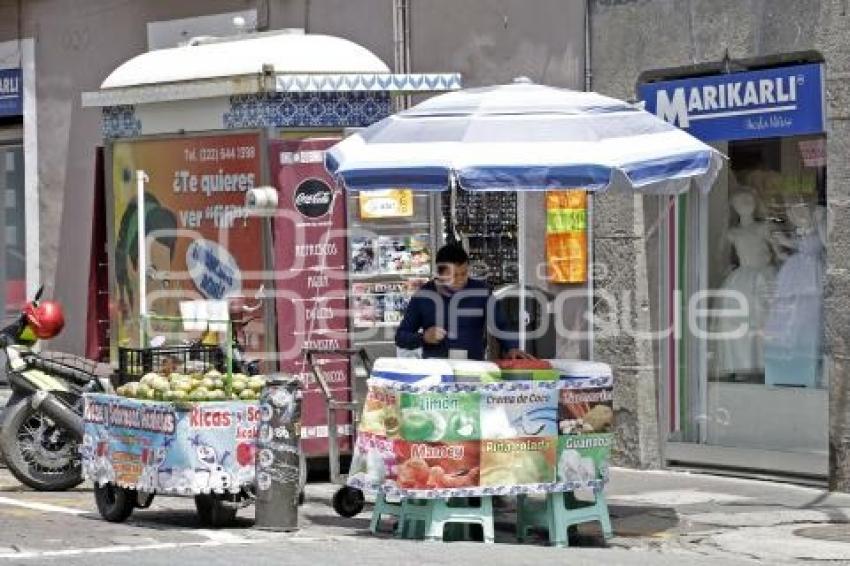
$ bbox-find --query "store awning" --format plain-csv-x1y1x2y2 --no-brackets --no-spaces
82,31,460,107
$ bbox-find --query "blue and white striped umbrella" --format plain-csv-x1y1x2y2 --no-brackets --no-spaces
326,79,723,194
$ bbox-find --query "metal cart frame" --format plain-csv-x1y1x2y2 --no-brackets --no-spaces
304,348,372,517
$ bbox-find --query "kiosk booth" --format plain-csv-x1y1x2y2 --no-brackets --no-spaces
82,30,460,458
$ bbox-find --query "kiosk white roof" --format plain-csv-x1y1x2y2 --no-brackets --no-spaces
101,32,390,89
83,31,460,107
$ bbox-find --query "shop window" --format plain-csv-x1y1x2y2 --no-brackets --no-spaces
707,134,826,390
2,143,24,319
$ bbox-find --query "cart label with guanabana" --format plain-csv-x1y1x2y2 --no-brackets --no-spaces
556,433,613,483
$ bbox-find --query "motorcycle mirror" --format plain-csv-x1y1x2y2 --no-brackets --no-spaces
33,285,44,302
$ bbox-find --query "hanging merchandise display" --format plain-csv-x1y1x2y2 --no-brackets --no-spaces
443,191,519,287
545,191,588,284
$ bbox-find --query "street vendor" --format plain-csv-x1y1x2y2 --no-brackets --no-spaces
396,244,532,360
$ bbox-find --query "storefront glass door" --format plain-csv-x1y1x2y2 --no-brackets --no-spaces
663,134,829,477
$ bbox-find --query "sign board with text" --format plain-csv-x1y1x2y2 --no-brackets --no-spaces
270,137,352,457
109,133,267,356
639,63,825,142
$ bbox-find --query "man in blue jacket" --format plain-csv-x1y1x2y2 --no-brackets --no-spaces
395,244,531,360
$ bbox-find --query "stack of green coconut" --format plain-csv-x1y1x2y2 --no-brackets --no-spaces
115,370,266,402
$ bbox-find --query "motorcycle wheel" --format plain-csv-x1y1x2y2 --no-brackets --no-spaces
0,398,82,491
194,494,237,528
94,483,135,522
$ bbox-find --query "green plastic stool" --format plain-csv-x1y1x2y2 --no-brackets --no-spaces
370,491,403,535
516,490,613,547
399,497,495,543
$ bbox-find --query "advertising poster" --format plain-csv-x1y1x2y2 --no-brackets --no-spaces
109,133,266,355
480,388,558,439
393,440,481,490
399,391,481,443
556,433,614,483
82,394,260,494
351,279,426,328
347,380,612,498
558,387,614,435
480,436,557,486
358,189,414,219
269,137,351,457
350,235,431,276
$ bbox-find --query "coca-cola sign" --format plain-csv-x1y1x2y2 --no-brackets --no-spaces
294,179,333,218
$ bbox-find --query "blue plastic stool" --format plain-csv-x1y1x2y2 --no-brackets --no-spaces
516,489,613,547
398,497,495,543
369,491,403,535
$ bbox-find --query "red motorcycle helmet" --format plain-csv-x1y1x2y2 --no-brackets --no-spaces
23,300,65,339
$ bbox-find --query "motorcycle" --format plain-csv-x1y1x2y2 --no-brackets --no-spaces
0,287,112,490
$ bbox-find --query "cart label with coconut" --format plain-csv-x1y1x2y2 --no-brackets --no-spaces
82,370,267,495
347,375,614,499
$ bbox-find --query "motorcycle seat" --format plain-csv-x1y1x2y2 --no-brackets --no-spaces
24,351,112,386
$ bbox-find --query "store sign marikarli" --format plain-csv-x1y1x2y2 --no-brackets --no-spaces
640,63,825,142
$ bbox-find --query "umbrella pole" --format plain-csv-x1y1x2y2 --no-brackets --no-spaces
517,191,527,352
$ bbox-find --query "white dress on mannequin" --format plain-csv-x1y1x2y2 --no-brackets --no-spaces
715,222,777,375
764,207,825,387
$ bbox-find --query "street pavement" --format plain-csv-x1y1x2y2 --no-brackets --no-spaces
0,467,848,564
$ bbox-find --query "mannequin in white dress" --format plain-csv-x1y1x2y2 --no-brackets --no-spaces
714,190,777,378
764,203,825,387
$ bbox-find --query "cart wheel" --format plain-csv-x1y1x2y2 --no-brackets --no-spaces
332,486,365,518
94,484,136,523
194,494,237,528
135,492,155,509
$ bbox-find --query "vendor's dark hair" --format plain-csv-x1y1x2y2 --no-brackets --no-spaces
115,195,178,308
436,244,469,266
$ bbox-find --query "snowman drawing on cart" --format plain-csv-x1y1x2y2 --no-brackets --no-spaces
138,436,175,492
81,430,115,485
190,434,234,493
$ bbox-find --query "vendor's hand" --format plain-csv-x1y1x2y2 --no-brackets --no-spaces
506,348,535,360
423,326,447,345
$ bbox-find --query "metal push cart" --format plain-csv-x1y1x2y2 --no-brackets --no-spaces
304,348,373,518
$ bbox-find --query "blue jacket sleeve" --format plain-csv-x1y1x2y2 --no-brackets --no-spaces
491,294,519,353
395,294,424,350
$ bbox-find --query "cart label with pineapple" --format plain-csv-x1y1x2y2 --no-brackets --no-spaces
82,387,265,495
348,378,613,498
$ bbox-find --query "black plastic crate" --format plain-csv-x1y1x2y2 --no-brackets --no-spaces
117,345,225,386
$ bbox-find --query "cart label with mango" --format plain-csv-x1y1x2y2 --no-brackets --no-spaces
348,373,613,499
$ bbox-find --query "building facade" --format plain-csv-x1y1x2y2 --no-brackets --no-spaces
0,0,584,355
589,0,850,487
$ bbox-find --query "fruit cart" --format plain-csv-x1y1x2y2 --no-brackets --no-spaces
83,315,306,526
345,358,615,544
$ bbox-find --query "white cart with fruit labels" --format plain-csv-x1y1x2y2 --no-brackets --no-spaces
82,314,306,527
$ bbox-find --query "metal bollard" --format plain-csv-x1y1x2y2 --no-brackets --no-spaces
255,373,302,531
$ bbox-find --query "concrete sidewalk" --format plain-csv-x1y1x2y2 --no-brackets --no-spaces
313,466,850,563
550,467,850,562
0,466,847,564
